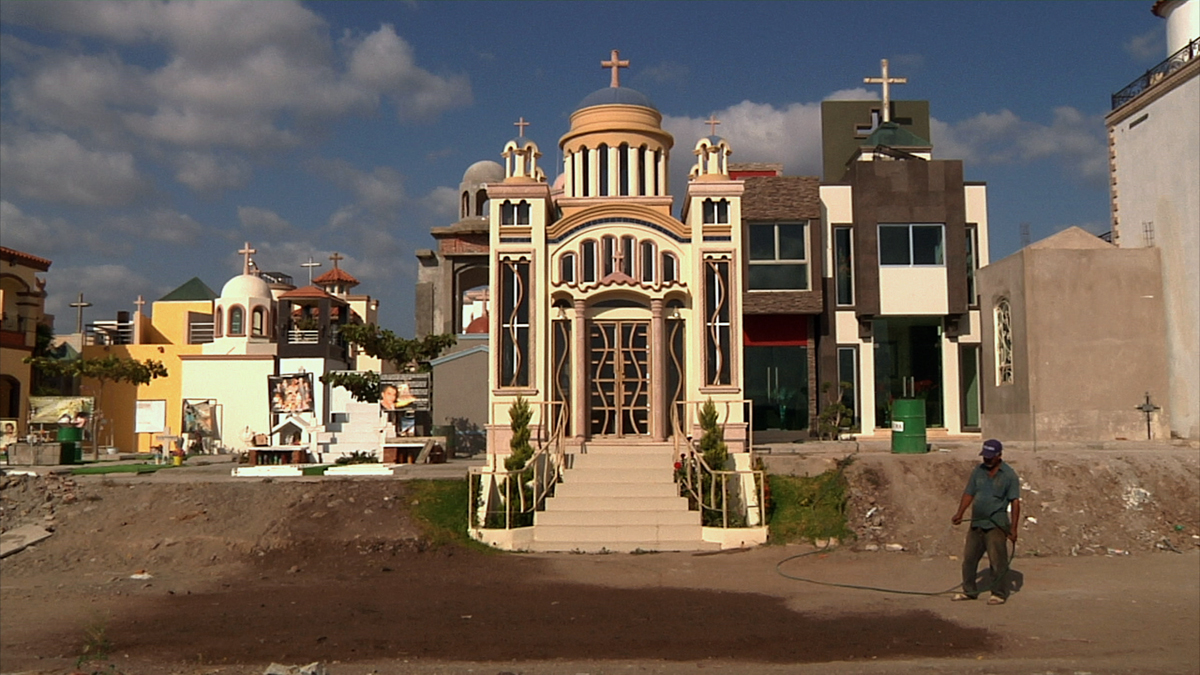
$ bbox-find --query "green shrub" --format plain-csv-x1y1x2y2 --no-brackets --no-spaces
767,462,855,544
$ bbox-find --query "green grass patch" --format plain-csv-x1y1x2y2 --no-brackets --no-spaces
407,479,493,552
301,465,330,476
70,463,177,475
767,467,854,545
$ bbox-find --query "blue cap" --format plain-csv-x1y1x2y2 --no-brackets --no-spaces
981,439,1003,458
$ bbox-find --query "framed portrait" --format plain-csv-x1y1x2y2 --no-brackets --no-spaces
269,373,314,414
1,419,18,448
183,399,218,438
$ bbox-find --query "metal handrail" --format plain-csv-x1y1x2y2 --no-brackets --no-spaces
470,400,569,530
1112,37,1199,109
671,399,765,528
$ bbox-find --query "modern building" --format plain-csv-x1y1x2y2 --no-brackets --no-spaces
1105,0,1199,439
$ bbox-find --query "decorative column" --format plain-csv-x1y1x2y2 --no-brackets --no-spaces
657,151,668,195
644,148,656,195
589,148,600,197
572,298,588,441
651,298,666,441
563,151,573,196
629,145,641,196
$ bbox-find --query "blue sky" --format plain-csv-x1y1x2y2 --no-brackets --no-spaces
0,1,1169,335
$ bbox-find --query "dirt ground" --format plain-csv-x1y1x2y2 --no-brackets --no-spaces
1,442,1198,675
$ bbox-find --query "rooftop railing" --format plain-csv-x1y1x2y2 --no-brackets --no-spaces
1112,37,1199,110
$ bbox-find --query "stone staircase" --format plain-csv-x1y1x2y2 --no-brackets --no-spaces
315,401,388,462
528,440,718,553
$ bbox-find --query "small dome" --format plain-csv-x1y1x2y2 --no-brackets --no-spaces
577,87,657,111
462,160,504,186
221,273,272,300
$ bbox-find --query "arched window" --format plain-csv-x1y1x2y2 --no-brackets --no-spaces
598,143,610,196
618,143,630,196
517,200,531,225
580,147,590,196
995,298,1013,385
228,305,245,336
637,144,648,195
560,253,576,284
214,307,223,338
251,306,266,337
703,199,729,225
581,240,597,283
640,241,656,282
475,189,488,216
662,252,678,283
461,191,469,219
654,149,663,194
602,235,616,276
620,236,635,277
501,201,516,226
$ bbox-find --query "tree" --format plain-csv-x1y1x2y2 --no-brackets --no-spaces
319,371,381,403
25,355,168,460
336,325,455,373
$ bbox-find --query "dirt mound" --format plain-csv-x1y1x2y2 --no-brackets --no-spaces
838,448,1200,557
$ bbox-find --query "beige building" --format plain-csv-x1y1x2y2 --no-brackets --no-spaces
979,227,1170,441
1106,0,1199,439
0,246,52,435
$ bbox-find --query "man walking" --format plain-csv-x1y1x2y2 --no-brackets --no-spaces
951,439,1020,605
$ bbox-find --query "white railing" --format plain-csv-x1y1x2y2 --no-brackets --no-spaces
469,400,569,530
672,399,765,529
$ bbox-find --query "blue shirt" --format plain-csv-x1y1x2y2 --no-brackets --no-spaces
965,462,1020,531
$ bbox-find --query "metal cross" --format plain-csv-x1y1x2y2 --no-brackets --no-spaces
705,115,721,136
301,256,322,285
601,49,629,88
1136,392,1161,440
237,242,257,275
514,117,530,137
863,58,907,123
329,252,344,269
69,292,92,334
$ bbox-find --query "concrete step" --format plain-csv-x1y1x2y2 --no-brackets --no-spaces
553,481,680,498
565,468,676,484
569,453,673,469
582,443,678,455
532,523,705,544
536,509,698,526
525,539,721,553
544,495,690,511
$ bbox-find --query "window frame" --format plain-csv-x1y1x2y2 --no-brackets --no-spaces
747,220,810,291
878,223,946,267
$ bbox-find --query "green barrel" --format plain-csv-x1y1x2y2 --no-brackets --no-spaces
57,427,83,464
891,398,928,454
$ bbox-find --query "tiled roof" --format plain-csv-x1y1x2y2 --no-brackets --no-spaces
313,267,359,286
279,285,343,301
0,247,51,271
158,277,217,302
728,162,783,174
740,176,821,221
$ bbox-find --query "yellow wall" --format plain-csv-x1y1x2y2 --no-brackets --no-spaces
79,342,203,453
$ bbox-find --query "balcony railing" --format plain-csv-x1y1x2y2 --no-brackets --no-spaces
85,321,134,345
1112,37,1199,109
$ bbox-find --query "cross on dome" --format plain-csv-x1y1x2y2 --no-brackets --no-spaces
863,58,907,123
238,242,257,275
329,252,344,269
706,115,721,136
514,117,530,137
601,49,629,88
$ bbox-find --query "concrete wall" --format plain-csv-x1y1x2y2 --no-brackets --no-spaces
981,237,1169,442
430,340,489,433
1109,66,1199,439
181,355,276,450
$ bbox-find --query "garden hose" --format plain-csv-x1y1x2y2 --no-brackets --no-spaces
775,528,1017,598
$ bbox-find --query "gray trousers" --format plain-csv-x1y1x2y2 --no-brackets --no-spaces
962,526,1010,598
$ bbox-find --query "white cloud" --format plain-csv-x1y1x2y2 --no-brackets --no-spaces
420,186,459,221
0,200,63,252
665,100,825,177
43,263,164,326
346,24,472,120
107,209,205,245
1124,28,1163,62
930,106,1106,184
175,152,252,193
307,157,406,218
0,132,148,207
237,206,292,235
